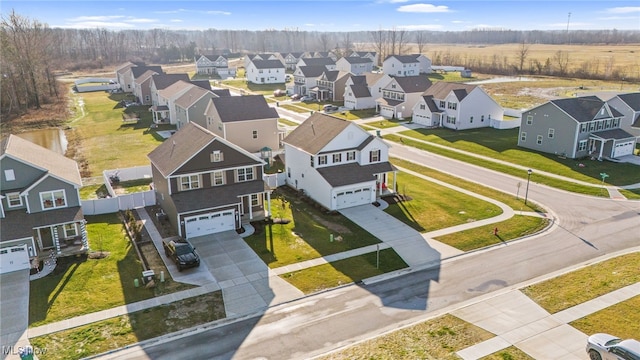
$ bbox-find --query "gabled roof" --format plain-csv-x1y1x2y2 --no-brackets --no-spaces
209,95,278,122
392,76,432,93
151,73,190,90
116,61,137,75
283,113,352,155
590,128,636,140
550,96,622,123
340,57,373,65
191,80,211,90
131,65,163,79
212,89,231,97
200,54,227,61
250,59,285,69
385,55,420,63
0,134,82,186
301,57,335,67
174,86,213,109
321,70,349,82
158,80,195,99
147,122,262,178
317,162,395,187
171,181,266,214
134,69,160,85
420,95,443,113
349,84,372,98
616,93,640,111
423,81,477,100
298,65,327,78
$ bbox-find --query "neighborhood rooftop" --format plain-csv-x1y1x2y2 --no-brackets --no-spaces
210,95,279,122
283,113,352,154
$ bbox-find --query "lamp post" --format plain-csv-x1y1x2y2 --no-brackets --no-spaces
524,169,532,205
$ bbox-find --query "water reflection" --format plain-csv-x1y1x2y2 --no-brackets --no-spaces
16,128,68,154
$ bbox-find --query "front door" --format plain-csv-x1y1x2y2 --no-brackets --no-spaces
38,227,54,249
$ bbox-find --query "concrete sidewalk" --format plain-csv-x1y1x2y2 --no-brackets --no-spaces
454,282,640,359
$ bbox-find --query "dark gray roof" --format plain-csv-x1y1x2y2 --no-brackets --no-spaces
321,70,349,82
301,57,335,67
171,181,265,214
341,57,373,64
210,95,278,122
317,162,395,187
421,95,443,112
385,55,420,63
616,93,640,111
423,82,476,100
131,65,163,78
349,75,366,86
1,206,84,241
174,86,212,109
151,73,190,90
283,113,351,154
148,122,216,177
590,128,636,140
349,84,371,98
201,54,227,61
299,65,327,77
191,80,211,90
550,96,624,123
250,59,285,69
393,76,432,93
212,89,231,97
633,114,640,128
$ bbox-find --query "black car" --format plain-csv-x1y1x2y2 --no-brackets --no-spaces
163,239,200,271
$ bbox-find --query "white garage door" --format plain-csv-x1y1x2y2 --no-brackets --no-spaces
613,141,634,157
184,210,235,238
380,107,394,119
336,187,372,210
0,245,30,274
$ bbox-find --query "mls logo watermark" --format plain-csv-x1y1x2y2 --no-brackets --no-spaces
2,345,47,358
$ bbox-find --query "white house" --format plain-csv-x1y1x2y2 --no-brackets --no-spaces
412,82,503,130
376,76,432,119
296,57,336,71
283,113,396,211
336,56,374,75
414,54,433,74
293,66,325,96
195,54,236,78
246,59,286,84
349,51,379,67
607,92,640,137
382,55,421,77
343,72,392,110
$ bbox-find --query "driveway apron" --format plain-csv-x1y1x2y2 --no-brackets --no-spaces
340,204,442,268
0,270,31,360
189,232,303,317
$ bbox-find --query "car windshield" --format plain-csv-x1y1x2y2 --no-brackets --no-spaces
174,244,193,255
606,338,623,346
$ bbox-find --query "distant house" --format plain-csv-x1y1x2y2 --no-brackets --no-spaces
414,54,433,74
133,69,161,105
148,122,269,239
382,55,421,77
283,113,396,211
607,92,640,137
412,82,503,129
245,59,286,84
376,76,432,119
349,51,379,67
336,56,374,75
243,53,280,70
311,51,338,61
292,65,326,96
1,135,88,265
518,96,636,159
281,52,307,70
203,95,281,154
309,70,350,102
343,72,392,110
296,57,336,71
195,54,236,78
174,86,220,130
149,74,190,123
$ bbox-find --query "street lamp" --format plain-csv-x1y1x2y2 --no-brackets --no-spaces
524,169,533,205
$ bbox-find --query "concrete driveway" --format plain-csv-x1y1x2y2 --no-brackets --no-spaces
0,270,31,360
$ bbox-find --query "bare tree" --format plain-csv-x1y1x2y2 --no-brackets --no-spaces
369,28,386,66
516,41,530,73
319,33,330,52
553,50,569,75
415,31,427,54
396,29,409,55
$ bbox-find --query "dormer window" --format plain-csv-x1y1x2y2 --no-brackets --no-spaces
210,150,223,162
4,169,15,181
7,193,22,208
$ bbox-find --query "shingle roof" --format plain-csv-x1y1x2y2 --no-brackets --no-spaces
250,59,285,69
151,73,190,90
134,69,159,85
301,57,335,67
131,65,163,79
158,80,195,99
209,95,278,122
317,162,395,187
321,70,349,82
1,206,84,241
283,113,351,154
392,76,432,93
0,134,82,186
616,93,640,111
341,57,373,64
385,55,420,63
299,65,327,78
423,82,477,100
174,86,213,109
212,89,231,97
551,96,610,123
191,80,211,90
202,54,227,61
171,181,266,213
421,95,442,112
590,128,636,140
349,84,371,98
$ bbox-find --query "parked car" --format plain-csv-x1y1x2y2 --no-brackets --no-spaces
586,333,640,360
290,94,301,100
273,89,285,97
300,95,314,102
323,104,339,112
163,238,200,271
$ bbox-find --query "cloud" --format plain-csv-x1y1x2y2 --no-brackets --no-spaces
60,21,136,29
170,19,183,23
397,4,451,13
154,9,231,15
397,24,444,30
126,18,158,24
605,7,640,14
62,15,160,29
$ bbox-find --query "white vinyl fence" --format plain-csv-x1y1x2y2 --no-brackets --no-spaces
74,78,121,93
82,165,156,215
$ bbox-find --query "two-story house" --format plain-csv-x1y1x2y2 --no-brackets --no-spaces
148,122,269,239
245,59,286,84
349,51,379,67
382,55,421,77
296,57,336,71
1,135,88,263
195,54,236,78
203,95,281,154
243,53,280,70
607,92,640,137
335,56,374,75
518,96,636,159
293,65,326,96
309,70,350,102
376,76,432,119
283,113,396,211
281,52,307,70
343,72,392,110
412,82,503,129
115,61,138,92
133,68,162,105
174,86,221,130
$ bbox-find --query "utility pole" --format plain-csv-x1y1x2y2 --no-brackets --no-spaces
566,12,572,45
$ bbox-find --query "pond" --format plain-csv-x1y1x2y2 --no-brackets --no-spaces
16,128,68,154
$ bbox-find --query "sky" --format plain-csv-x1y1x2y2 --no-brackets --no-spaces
2,0,639,32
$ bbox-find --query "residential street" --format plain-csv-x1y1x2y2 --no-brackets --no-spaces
94,142,640,360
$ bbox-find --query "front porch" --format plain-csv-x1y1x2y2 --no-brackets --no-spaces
34,220,89,260
150,105,170,124
588,128,637,160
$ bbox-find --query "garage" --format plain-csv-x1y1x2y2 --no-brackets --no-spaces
336,187,372,210
613,140,635,158
184,210,236,238
379,106,395,119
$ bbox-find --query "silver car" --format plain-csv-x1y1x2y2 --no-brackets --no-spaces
586,333,640,360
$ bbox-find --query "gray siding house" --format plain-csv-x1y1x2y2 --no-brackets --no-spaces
1,135,88,265
607,92,640,137
518,96,636,159
148,123,269,239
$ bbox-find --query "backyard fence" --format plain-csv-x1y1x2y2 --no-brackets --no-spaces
74,78,121,93
81,165,156,215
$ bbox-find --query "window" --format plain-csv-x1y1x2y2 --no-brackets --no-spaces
536,135,543,145
180,175,200,191
520,132,527,142
252,130,258,139
447,102,457,110
347,151,356,161
318,155,327,165
212,171,225,186
446,116,456,124
7,193,22,207
470,116,473,123
370,149,381,162
548,128,555,138
287,167,291,178
481,115,485,122
310,155,315,167
4,169,15,181
613,118,620,127
526,115,533,125
439,100,446,108
333,153,342,163
589,122,595,132
251,194,260,207
210,150,223,162
64,223,78,238
40,190,66,209
580,123,588,133
237,167,254,182
578,140,588,151
419,104,425,110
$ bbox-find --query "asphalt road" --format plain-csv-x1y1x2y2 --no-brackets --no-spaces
98,143,640,360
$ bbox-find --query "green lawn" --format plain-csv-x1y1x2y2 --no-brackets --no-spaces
72,91,173,177
79,184,108,200
397,127,640,186
29,213,153,327
570,296,640,341
521,252,640,314
481,347,535,360
280,249,407,294
385,172,502,233
434,215,549,251
318,314,494,360
362,119,408,129
278,118,299,127
244,188,382,268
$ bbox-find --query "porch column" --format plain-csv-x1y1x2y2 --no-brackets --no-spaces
393,171,397,194
266,191,271,218
80,220,89,249
248,195,253,220
52,226,61,255
598,139,605,159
